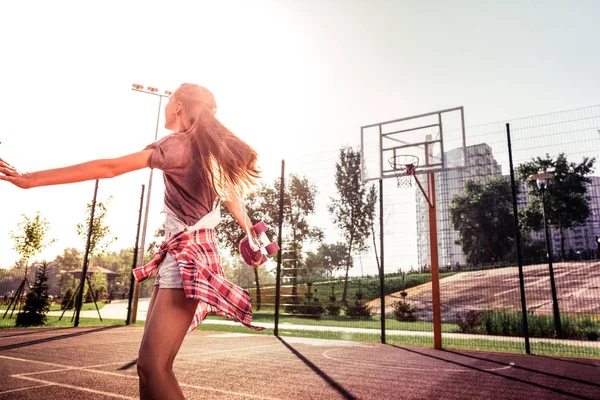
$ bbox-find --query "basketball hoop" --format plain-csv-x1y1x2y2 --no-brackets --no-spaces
388,155,419,189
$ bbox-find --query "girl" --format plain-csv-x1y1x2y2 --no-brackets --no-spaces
0,83,264,400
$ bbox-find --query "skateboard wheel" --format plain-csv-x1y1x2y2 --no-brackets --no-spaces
253,221,268,235
265,242,279,255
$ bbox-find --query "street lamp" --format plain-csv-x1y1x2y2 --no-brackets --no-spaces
529,172,563,337
128,84,172,323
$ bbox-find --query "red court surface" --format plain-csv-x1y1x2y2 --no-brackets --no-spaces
0,326,598,399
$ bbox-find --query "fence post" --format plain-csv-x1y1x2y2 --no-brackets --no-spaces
379,179,386,344
274,160,285,336
74,179,99,328
127,184,145,326
506,123,531,354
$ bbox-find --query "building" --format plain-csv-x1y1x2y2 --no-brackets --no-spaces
416,143,600,268
527,176,600,258
416,143,502,268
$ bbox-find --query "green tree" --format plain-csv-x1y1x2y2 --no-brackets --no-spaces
146,223,166,256
10,212,55,271
16,261,51,326
276,175,323,299
328,147,377,304
76,198,116,258
219,175,322,307
450,176,516,265
304,243,349,281
53,248,83,296
517,153,595,260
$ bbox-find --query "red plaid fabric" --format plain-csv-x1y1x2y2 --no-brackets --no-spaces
133,228,264,333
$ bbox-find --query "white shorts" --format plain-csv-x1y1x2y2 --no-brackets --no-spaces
154,211,186,289
154,204,222,289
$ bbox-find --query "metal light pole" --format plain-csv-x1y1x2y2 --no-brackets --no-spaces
530,172,563,337
128,84,172,324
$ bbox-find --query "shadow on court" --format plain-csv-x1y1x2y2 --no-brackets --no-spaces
0,327,598,399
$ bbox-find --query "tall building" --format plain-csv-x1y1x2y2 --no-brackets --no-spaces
416,144,600,268
527,176,600,257
416,143,502,268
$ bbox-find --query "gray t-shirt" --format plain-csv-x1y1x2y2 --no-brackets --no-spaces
144,131,217,226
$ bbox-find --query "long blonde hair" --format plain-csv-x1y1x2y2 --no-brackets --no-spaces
173,83,261,200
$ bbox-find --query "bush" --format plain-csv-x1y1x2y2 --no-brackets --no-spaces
344,289,373,318
325,303,341,316
16,262,51,327
482,311,522,336
456,310,483,334
61,288,74,310
296,283,324,319
472,311,600,340
325,286,341,316
391,300,417,322
585,330,599,341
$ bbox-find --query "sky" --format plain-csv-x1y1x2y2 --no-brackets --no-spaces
1,0,599,276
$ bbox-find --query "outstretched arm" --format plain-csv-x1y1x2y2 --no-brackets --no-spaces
0,150,153,189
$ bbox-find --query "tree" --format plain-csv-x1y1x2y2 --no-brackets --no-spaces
275,175,323,299
76,198,116,258
450,176,516,266
16,261,51,326
10,212,55,271
328,147,377,304
304,243,349,281
146,223,166,256
218,176,323,309
517,153,595,260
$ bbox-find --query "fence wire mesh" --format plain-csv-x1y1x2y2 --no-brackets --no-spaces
1,106,599,359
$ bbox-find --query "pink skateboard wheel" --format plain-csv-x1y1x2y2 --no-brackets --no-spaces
265,242,279,255
253,221,268,235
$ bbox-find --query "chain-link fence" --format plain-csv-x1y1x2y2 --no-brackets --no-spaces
260,105,600,358
2,105,599,359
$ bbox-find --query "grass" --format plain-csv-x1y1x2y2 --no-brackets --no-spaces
207,310,461,333
1,302,107,312
1,314,598,359
0,314,143,329
48,302,107,312
457,310,600,341
247,272,457,305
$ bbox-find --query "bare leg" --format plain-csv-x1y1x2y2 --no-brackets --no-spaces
137,289,198,400
145,285,160,327
138,285,159,400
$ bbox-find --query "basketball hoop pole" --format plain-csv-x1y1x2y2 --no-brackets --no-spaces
427,172,443,349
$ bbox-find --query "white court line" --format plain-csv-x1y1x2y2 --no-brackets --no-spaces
322,348,515,372
0,354,76,369
13,375,137,399
6,354,283,400
0,384,54,396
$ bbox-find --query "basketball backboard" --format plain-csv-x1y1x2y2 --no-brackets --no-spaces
360,107,467,183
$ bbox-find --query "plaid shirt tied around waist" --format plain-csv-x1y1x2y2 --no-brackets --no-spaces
133,228,264,333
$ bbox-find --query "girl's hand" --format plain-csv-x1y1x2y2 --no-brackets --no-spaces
0,158,31,189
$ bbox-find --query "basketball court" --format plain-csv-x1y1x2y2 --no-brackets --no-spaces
1,326,599,399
